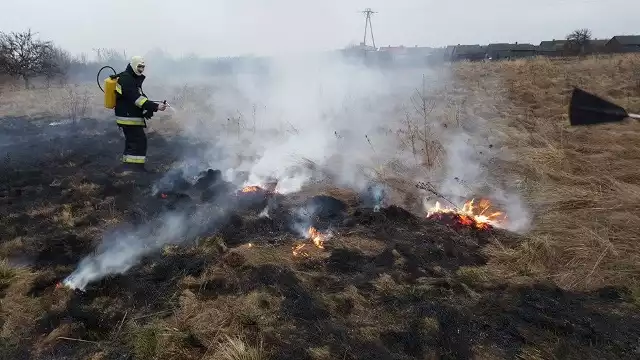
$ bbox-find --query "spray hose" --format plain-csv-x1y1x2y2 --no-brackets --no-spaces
96,65,169,108
96,65,117,93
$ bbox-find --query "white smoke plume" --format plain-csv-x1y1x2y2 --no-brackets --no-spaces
421,94,531,233
150,50,530,229
156,52,435,194
62,208,218,291
62,51,532,290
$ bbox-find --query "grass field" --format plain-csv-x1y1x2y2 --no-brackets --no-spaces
461,55,640,290
0,54,639,359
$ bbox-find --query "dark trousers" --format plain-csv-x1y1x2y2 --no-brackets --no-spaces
120,125,147,164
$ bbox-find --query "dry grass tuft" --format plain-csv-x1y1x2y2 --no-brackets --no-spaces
0,260,16,289
130,325,160,360
0,268,43,339
372,273,400,296
308,345,331,360
455,266,491,286
207,335,266,360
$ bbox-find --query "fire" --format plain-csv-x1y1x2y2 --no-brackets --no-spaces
292,227,329,257
55,281,74,291
427,199,505,230
292,243,308,257
308,227,325,249
241,185,262,193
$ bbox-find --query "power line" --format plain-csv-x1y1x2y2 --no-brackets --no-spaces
361,8,376,48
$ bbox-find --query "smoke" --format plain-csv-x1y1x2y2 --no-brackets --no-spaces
151,50,530,230
63,206,222,291
61,50,533,290
159,52,431,195
424,94,531,233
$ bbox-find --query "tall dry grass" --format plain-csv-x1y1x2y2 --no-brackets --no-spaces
0,83,104,119
453,55,640,290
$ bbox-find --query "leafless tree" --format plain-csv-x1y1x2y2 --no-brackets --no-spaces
44,47,72,87
566,28,592,55
0,29,64,88
93,48,127,64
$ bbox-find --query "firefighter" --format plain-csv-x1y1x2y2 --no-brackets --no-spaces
114,56,166,172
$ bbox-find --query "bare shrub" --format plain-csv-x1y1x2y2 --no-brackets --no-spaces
0,29,65,89
61,84,90,122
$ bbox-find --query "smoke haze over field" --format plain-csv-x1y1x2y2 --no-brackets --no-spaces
61,50,530,288
16,1,570,288
1,0,638,57
146,49,531,232
158,53,434,192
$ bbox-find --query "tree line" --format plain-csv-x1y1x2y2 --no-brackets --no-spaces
0,29,271,89
0,29,134,89
0,29,70,88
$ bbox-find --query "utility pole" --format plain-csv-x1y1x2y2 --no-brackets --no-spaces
361,8,376,49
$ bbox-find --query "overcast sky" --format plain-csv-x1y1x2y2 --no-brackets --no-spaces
1,0,638,58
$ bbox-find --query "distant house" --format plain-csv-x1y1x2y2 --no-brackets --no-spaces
538,40,567,57
378,45,433,66
340,42,378,60
380,45,407,55
605,35,640,53
405,46,433,66
405,46,433,57
486,43,537,60
423,46,452,64
443,45,456,62
509,43,537,58
585,39,608,54
485,43,512,60
451,45,486,61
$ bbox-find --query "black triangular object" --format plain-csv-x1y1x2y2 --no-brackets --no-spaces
569,88,629,126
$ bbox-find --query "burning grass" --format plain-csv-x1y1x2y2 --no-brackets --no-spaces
426,198,506,230
292,226,331,258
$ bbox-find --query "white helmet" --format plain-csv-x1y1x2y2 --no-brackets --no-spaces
130,56,145,75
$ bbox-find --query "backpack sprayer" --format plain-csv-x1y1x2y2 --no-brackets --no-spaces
97,65,168,110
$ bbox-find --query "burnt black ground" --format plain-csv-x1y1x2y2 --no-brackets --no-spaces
1,117,639,360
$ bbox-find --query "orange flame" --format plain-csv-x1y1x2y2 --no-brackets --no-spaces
308,227,325,249
292,227,329,257
427,199,505,230
241,185,262,193
292,243,308,257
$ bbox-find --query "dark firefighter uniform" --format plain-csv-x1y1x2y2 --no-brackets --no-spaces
114,56,160,169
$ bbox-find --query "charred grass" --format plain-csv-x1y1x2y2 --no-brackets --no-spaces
1,55,640,359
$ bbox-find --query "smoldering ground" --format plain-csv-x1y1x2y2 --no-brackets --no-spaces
61,166,360,291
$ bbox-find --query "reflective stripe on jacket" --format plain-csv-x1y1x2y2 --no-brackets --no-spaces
116,117,146,126
122,155,146,164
